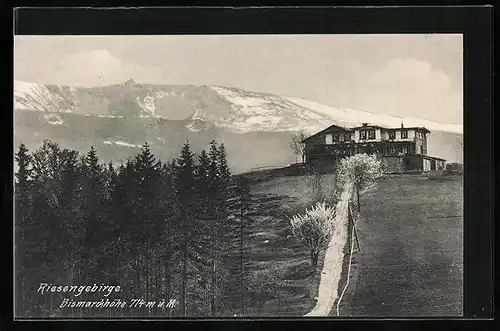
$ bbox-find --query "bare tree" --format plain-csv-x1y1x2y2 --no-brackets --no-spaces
267,267,288,314
249,272,270,316
289,130,308,164
305,166,339,205
249,269,288,315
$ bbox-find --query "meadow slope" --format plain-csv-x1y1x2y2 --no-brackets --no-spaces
231,171,338,316
335,174,463,317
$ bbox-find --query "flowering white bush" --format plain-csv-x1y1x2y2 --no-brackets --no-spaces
289,202,336,268
336,153,384,211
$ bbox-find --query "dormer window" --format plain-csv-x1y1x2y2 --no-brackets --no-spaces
333,133,339,142
360,130,367,140
344,133,351,141
389,131,396,140
368,129,376,140
401,130,408,139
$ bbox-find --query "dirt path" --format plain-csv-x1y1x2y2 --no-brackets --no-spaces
305,183,353,316
335,175,463,317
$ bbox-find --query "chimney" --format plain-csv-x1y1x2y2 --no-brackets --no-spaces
362,123,368,127
401,121,404,129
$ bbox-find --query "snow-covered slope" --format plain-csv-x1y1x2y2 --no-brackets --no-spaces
284,97,463,134
15,81,76,113
14,80,463,172
14,80,462,135
205,86,334,133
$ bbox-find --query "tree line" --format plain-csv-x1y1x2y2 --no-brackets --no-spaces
15,139,269,317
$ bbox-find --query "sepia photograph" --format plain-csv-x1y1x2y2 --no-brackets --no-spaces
14,33,464,318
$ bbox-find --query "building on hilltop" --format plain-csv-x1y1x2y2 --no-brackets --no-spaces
301,122,446,173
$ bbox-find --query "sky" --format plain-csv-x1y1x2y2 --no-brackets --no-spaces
14,34,463,124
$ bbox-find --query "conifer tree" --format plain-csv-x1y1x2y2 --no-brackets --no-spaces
233,175,251,315
133,143,163,307
217,143,231,185
57,148,83,287
79,146,107,283
173,142,198,316
226,175,259,316
14,138,242,317
108,160,139,308
15,144,32,210
207,140,224,315
156,161,180,315
27,141,81,314
15,144,33,315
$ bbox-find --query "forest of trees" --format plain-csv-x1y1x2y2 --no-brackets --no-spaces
14,139,272,317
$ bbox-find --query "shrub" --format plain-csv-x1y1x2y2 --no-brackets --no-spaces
445,162,463,175
336,153,384,211
289,202,336,268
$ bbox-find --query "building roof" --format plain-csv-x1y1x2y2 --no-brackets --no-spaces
385,126,431,134
301,123,352,143
302,122,431,142
350,124,390,130
351,124,431,133
423,155,446,161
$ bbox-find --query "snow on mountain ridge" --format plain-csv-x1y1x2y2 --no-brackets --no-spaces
136,95,157,116
208,86,334,133
14,80,462,135
14,80,75,113
285,96,463,134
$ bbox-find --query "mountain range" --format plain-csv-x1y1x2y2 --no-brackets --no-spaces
14,79,463,174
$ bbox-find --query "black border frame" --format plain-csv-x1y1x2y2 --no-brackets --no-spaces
6,5,494,329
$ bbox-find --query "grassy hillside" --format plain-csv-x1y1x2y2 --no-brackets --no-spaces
336,174,463,316
227,171,338,316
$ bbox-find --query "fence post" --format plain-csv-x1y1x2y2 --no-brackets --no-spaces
348,204,361,253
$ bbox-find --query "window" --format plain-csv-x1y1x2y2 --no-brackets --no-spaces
389,131,396,140
333,133,339,142
325,134,333,144
344,133,351,141
368,129,376,140
401,130,408,139
402,146,408,154
360,130,367,140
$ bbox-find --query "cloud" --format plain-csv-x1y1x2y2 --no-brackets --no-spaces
38,49,156,87
61,49,123,73
323,57,462,124
13,35,463,124
375,58,462,123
